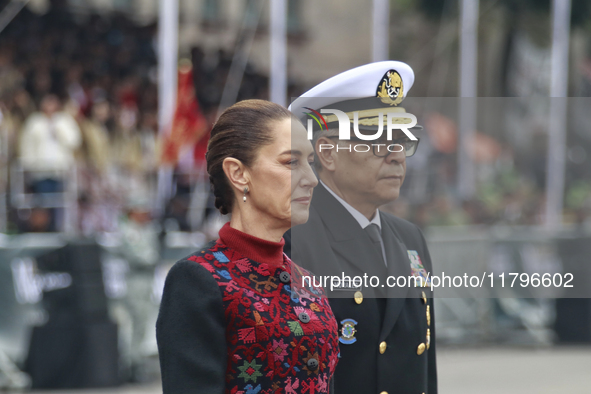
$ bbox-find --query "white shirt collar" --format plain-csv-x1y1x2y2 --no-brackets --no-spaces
319,180,381,230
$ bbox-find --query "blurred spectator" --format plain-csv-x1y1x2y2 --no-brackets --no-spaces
138,112,160,176
22,207,52,233
79,98,111,174
0,83,32,170
111,192,160,382
19,94,81,176
18,94,81,231
110,104,146,199
428,195,471,226
77,98,120,235
7,89,36,154
0,45,23,99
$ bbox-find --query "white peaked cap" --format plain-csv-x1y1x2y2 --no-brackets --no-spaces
289,61,415,120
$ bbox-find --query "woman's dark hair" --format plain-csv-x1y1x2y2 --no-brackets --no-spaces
206,99,292,215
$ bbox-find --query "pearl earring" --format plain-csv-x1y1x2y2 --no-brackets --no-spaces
243,187,248,202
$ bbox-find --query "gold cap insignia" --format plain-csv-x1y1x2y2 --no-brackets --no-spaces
376,69,404,106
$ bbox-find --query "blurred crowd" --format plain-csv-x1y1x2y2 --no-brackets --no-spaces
385,120,591,230
0,6,160,234
0,6,282,235
2,5,591,236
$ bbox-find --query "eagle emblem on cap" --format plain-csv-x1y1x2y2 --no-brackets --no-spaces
376,69,404,106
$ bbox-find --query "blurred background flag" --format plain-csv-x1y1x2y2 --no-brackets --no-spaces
159,61,208,167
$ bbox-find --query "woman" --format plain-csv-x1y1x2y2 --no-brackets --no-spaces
156,100,339,393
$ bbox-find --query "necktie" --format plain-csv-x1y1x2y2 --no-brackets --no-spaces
364,223,386,267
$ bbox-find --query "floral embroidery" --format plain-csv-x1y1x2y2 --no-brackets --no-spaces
189,240,339,393
270,339,289,362
237,360,263,383
213,251,230,263
238,327,256,344
287,321,305,336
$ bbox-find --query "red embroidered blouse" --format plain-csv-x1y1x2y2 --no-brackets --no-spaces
157,223,340,394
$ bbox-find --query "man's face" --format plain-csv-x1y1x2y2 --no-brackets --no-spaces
318,131,407,210
92,101,110,123
41,95,60,116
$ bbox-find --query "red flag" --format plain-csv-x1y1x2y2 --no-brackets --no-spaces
160,62,209,165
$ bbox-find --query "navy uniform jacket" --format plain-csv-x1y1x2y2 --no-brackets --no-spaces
285,183,437,394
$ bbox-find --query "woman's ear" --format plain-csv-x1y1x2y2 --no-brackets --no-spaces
222,157,250,193
315,136,338,172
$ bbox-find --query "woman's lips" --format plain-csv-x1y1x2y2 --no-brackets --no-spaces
292,197,311,204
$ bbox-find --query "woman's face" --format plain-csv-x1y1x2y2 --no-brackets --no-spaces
248,118,318,228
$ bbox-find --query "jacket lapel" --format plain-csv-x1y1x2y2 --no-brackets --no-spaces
311,183,413,335
312,183,386,281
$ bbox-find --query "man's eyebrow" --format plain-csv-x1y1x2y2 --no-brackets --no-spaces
280,150,302,155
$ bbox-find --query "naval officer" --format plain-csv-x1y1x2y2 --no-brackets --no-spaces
285,61,437,394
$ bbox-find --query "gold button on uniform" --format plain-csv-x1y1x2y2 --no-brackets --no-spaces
426,305,431,326
417,343,426,355
380,392,388,394
379,341,387,354
427,329,431,350
421,291,427,304
354,291,363,304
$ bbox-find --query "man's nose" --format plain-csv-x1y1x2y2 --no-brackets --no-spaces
384,148,406,164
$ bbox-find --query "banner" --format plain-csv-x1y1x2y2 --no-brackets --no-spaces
160,62,209,166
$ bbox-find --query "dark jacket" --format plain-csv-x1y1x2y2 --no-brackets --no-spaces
286,183,437,394
156,230,340,394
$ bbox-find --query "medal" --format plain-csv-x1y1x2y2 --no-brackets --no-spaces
339,319,358,344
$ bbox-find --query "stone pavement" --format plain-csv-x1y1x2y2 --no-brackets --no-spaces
13,347,591,394
437,346,591,394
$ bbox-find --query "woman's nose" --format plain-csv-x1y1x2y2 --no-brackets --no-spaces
301,165,318,188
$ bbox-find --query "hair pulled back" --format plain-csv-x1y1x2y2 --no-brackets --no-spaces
206,99,292,215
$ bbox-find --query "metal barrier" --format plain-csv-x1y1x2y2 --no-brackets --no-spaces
0,111,7,233
9,162,78,234
0,186,6,234
425,225,591,345
1,226,590,386
0,229,208,388
426,226,495,344
0,233,65,389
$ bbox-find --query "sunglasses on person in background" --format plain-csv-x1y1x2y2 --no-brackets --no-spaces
326,135,420,157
